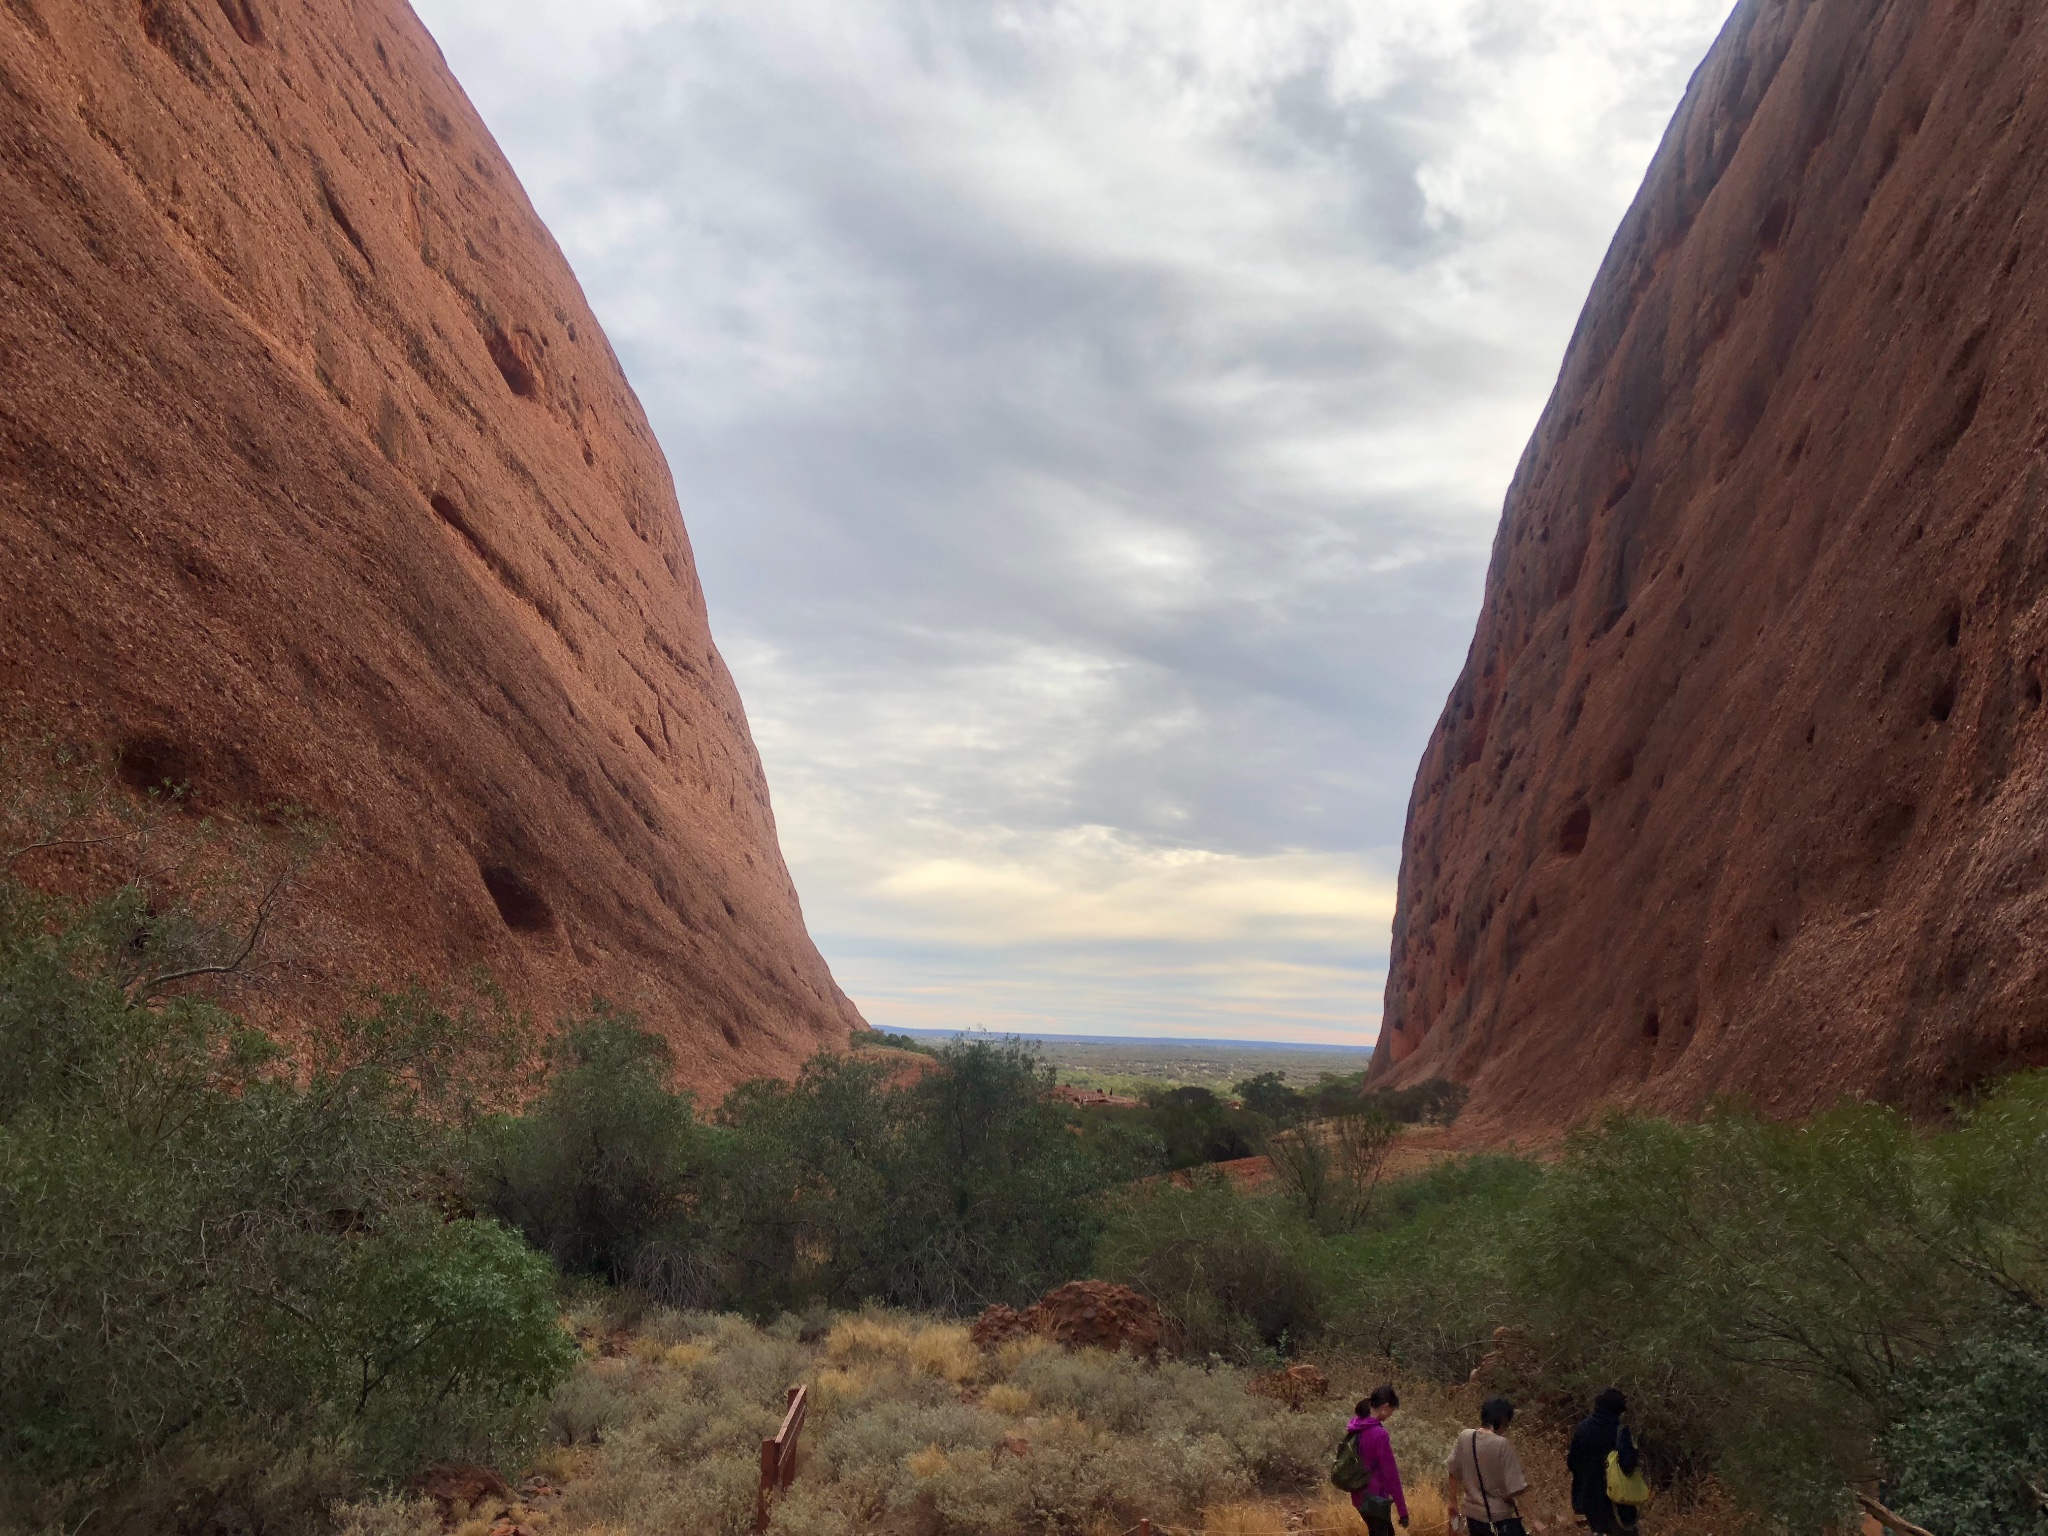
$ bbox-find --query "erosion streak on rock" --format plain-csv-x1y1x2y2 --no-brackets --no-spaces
1373,0,2048,1133
0,0,863,1088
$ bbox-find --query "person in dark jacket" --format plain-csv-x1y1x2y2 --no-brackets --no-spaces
1566,1387,1641,1534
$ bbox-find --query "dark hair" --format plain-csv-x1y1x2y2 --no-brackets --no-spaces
1595,1387,1628,1416
1480,1396,1515,1430
1363,1384,1400,1412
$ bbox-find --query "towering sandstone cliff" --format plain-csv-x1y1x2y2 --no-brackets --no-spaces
0,0,863,1087
1374,0,2048,1133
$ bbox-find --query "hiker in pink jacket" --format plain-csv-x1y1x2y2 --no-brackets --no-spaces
1346,1385,1409,1536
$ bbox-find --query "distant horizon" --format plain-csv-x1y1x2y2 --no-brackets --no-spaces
882,1027,1377,1053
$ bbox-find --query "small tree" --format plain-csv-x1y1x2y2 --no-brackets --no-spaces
473,1008,711,1283
1264,1107,1396,1231
1235,1071,1307,1126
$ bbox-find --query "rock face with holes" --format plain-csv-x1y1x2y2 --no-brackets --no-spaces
1371,0,2048,1134
0,0,864,1088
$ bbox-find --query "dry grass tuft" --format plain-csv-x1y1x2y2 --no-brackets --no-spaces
908,1322,980,1383
995,1333,1054,1371
329,1494,443,1536
983,1383,1033,1415
1200,1500,1293,1535
813,1365,867,1402
825,1314,915,1362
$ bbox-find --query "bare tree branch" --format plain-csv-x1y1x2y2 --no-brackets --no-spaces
1856,1494,1934,1536
125,867,293,1002
5,835,120,864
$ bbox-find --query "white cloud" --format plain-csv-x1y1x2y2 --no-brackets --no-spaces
413,0,1734,1043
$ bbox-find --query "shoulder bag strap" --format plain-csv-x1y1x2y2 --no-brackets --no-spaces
1467,1430,1496,1523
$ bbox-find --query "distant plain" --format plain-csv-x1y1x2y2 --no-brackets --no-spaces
890,1030,1375,1093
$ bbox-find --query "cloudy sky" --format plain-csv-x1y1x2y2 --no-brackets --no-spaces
412,0,1735,1045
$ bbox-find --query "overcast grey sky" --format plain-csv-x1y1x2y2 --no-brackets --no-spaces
412,0,1734,1044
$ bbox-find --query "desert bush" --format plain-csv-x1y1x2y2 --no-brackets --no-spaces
328,1493,443,1536
1366,1078,1468,1127
1323,1156,1537,1377
1144,1084,1262,1168
1262,1108,1397,1231
473,1008,714,1283
533,1308,1338,1536
0,843,572,1529
732,1038,1126,1312
1097,1183,1329,1360
1880,1304,2048,1536
485,1032,1138,1319
1234,1072,1307,1127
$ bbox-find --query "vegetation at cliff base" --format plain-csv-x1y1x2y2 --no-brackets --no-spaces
0,880,574,1532
476,1019,1153,1316
1097,1084,2048,1536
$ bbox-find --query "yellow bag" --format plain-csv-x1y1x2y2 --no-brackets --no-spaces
1606,1449,1652,1508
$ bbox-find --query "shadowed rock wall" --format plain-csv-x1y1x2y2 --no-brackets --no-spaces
0,0,863,1089
1373,0,2048,1134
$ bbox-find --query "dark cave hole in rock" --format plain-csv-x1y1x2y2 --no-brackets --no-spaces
1930,676,1957,723
1558,802,1591,858
215,0,263,46
480,864,554,934
720,1022,741,1048
1642,1010,1661,1042
485,327,538,398
1868,799,1918,861
116,734,197,801
321,180,371,263
1758,198,1790,253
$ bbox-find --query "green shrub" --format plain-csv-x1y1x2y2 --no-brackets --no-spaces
0,875,574,1525
1097,1181,1326,1360
478,1030,1138,1318
473,1008,714,1283
1882,1306,2048,1534
715,1038,1121,1313
1262,1107,1396,1232
1143,1085,1261,1169
1323,1156,1536,1377
1233,1072,1307,1126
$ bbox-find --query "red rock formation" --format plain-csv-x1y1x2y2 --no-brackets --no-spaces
0,0,862,1089
1374,0,2048,1134
969,1281,1172,1358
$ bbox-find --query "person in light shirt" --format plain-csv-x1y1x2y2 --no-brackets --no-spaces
1446,1396,1547,1536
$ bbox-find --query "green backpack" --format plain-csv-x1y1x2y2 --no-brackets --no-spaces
1330,1427,1371,1493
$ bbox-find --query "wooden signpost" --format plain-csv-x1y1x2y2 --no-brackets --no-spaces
754,1384,809,1532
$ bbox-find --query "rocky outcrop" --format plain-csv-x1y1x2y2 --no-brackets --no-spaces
970,1282,1173,1358
1374,0,2048,1132
0,0,862,1089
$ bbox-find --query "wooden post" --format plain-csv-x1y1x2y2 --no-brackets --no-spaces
755,1385,810,1531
